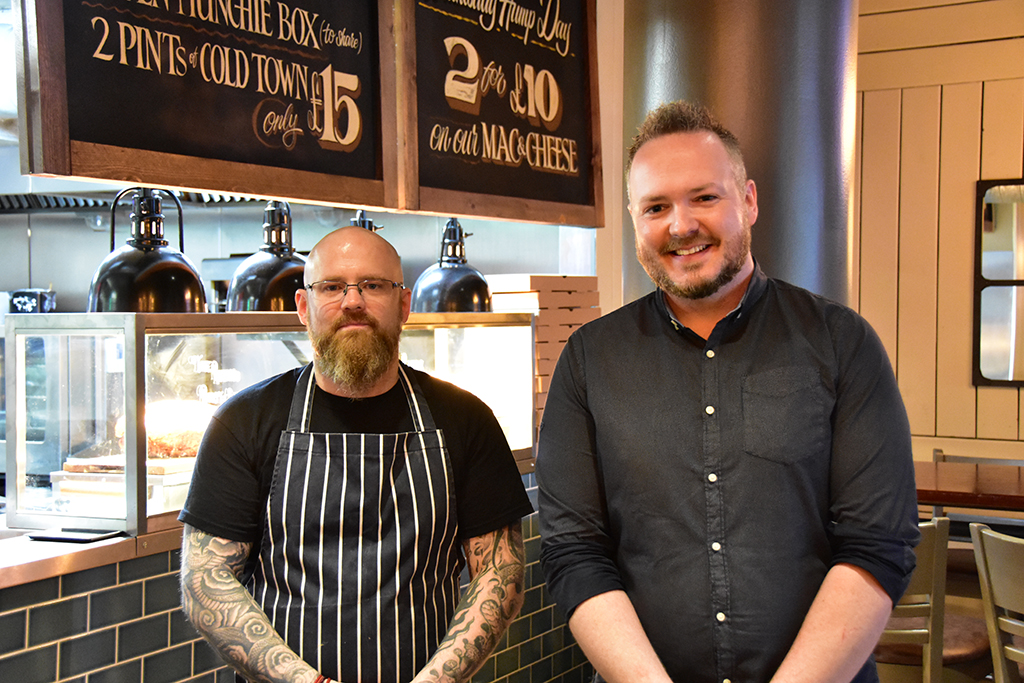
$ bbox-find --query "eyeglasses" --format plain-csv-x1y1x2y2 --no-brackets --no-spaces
305,279,404,303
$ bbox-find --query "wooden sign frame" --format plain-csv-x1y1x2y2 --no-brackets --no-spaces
15,0,603,226
15,0,399,209
396,0,603,227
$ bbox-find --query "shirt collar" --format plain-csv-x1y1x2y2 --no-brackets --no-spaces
656,260,769,337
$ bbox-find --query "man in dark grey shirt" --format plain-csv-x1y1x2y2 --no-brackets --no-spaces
536,101,919,683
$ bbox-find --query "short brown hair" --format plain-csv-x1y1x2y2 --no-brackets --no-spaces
626,101,747,195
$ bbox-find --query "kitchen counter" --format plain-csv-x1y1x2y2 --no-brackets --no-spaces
0,515,183,590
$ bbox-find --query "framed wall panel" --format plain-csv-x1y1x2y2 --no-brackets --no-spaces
399,0,603,227
935,82,981,439
859,0,1024,53
858,89,902,364
859,39,1024,92
897,86,941,435
15,0,398,208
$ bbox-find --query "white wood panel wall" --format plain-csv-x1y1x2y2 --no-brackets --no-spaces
857,0,1024,458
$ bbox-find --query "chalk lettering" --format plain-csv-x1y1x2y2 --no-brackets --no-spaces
278,3,321,50
115,21,187,75
479,61,507,97
430,124,452,153
91,16,115,62
156,0,273,37
510,63,562,131
316,66,362,152
320,22,361,50
497,0,535,44
253,99,304,149
524,132,577,174
537,0,572,56
437,0,572,56
198,42,250,88
252,53,309,100
444,36,481,115
480,123,523,166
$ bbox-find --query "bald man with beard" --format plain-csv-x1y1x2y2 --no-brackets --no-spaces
180,226,532,683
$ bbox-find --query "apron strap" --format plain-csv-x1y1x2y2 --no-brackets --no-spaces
398,364,437,432
285,363,317,432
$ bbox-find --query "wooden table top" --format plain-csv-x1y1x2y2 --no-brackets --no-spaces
914,460,1024,512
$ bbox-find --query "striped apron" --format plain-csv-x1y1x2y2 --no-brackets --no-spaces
248,363,461,683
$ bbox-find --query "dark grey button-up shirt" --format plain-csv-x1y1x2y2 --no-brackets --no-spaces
537,266,919,683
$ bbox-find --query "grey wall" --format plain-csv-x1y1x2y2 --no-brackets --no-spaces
621,0,858,305
0,204,595,313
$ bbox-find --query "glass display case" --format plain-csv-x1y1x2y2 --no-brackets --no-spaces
4,312,533,535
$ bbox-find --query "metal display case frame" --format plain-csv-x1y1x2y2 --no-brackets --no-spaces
5,311,533,536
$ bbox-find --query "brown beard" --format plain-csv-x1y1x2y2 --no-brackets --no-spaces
636,222,751,300
309,311,401,393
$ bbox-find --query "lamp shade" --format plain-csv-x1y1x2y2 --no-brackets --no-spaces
411,217,491,312
225,200,306,311
87,188,206,313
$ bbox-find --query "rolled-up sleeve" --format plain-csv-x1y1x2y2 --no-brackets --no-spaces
537,335,625,618
826,306,920,605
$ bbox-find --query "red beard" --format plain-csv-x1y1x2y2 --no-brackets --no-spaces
309,310,400,392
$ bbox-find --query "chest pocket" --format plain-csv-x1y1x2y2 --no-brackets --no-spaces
742,366,833,464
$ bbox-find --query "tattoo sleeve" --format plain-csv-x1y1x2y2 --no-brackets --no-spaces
411,522,527,683
179,524,320,683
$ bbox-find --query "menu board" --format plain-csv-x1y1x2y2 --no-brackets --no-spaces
411,0,602,225
18,0,601,223
20,0,394,207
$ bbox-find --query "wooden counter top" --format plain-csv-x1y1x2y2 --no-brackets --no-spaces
915,460,1024,512
0,523,183,590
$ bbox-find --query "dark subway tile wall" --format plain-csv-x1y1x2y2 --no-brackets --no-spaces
0,547,219,683
470,474,593,683
0,474,594,682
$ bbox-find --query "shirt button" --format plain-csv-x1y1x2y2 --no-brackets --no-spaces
712,541,722,551
705,405,715,415
706,349,715,358
708,473,718,483
716,612,726,622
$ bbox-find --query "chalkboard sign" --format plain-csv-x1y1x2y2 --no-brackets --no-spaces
405,0,603,226
19,0,397,208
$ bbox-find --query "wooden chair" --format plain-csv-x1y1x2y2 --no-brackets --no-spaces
875,517,992,683
970,523,1024,683
931,448,1024,519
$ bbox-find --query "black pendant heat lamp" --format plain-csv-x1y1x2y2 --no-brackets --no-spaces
87,187,207,313
225,200,306,311
351,209,383,232
410,217,492,312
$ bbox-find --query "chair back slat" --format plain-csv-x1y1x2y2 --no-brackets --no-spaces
875,518,948,683
891,604,930,619
1001,617,1024,640
877,629,929,644
933,448,1024,467
1007,646,1024,666
971,523,1024,683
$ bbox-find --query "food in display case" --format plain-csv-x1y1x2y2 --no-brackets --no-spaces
50,399,218,516
5,313,312,532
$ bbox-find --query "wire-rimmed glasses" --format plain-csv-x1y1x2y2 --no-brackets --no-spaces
305,279,404,303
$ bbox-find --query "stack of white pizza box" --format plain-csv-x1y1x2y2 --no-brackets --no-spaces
487,274,602,465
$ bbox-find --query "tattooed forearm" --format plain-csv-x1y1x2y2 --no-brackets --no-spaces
412,523,527,683
179,524,320,683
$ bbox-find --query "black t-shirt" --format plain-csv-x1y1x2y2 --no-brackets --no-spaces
179,364,533,545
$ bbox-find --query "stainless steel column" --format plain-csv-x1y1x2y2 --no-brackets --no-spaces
621,0,858,305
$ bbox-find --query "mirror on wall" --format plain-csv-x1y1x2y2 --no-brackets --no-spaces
974,179,1024,384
